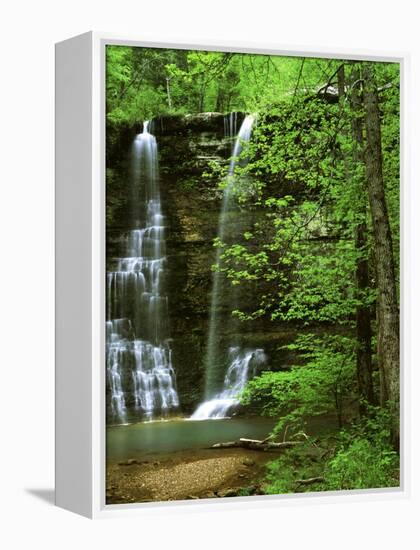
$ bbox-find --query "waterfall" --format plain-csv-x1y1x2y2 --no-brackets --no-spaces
106,121,179,423
205,114,255,392
191,114,266,420
223,112,239,139
190,347,266,420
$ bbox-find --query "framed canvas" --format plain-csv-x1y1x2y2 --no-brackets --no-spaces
55,32,407,518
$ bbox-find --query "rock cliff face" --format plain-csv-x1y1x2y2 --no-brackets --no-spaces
106,113,297,415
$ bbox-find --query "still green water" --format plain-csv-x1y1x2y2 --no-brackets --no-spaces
106,417,276,462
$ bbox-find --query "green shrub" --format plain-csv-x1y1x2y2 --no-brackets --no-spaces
324,408,399,490
263,408,399,495
324,437,399,490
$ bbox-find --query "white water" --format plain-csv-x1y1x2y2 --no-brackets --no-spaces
191,347,266,420
106,319,129,422
204,114,256,391
192,114,266,420
223,112,239,139
106,121,179,423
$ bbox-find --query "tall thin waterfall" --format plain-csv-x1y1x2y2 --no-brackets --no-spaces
191,114,266,420
106,121,179,423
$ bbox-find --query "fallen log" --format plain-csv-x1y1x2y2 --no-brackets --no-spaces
211,441,237,449
295,476,325,486
210,438,301,451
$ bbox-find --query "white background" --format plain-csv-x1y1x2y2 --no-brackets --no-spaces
0,0,419,547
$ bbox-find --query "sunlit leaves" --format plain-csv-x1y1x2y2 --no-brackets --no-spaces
241,334,357,434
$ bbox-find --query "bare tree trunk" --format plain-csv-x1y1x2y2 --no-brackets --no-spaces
198,84,205,112
362,63,400,447
166,77,172,110
337,64,345,97
215,86,223,112
349,64,375,413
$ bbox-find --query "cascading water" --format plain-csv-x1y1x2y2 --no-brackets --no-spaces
191,114,267,420
223,112,239,140
191,347,266,420
106,121,179,424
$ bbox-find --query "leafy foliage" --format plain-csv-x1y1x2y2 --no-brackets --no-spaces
241,334,357,432
263,408,399,495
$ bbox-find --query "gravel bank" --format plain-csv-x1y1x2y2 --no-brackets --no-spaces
106,448,272,504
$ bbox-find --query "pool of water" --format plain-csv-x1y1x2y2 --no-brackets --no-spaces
106,417,276,462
